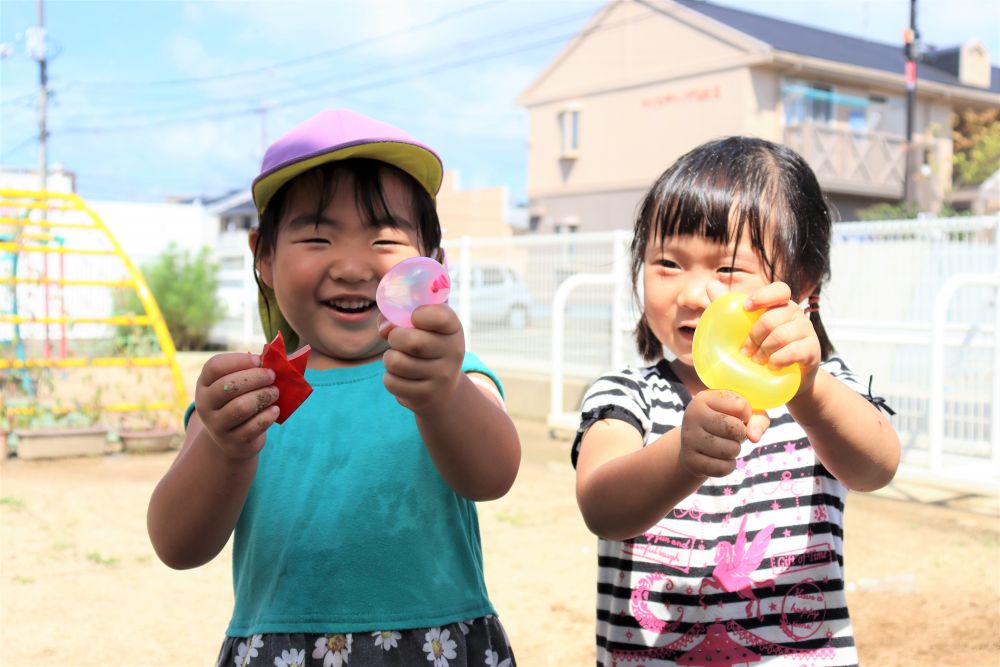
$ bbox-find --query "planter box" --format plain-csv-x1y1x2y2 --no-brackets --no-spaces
120,428,180,454
12,426,109,460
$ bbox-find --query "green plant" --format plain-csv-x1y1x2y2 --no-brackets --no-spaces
0,387,104,431
854,202,919,221
116,243,225,351
854,202,973,222
952,108,1000,186
118,404,176,432
86,551,119,566
0,495,25,510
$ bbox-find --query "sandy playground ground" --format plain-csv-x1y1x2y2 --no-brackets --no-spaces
1,353,998,666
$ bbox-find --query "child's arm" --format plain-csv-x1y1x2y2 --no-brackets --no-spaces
787,370,900,491
575,390,766,541
381,305,520,501
147,353,278,569
743,283,900,491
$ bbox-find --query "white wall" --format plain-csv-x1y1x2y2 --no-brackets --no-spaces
87,200,218,266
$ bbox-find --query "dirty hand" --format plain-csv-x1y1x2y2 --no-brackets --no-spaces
194,352,279,461
680,390,770,478
379,304,465,413
741,281,822,395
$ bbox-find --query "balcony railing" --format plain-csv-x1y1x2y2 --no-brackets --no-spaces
783,122,916,198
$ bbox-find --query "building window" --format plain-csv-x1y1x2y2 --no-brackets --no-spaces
783,81,904,136
782,80,833,126
865,94,905,135
558,107,580,158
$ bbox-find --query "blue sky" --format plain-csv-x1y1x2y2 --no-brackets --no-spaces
1,0,998,204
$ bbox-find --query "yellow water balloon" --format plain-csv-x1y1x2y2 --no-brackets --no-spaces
692,291,800,410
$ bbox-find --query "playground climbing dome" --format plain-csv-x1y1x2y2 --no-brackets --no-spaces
0,189,188,446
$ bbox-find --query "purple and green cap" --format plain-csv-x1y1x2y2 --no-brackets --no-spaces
251,109,443,349
252,108,444,215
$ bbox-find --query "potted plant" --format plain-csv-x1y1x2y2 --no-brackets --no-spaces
114,404,181,454
5,398,111,460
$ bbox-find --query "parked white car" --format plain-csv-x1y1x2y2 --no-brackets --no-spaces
448,263,533,330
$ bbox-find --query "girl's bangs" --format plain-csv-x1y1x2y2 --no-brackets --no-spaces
649,176,737,246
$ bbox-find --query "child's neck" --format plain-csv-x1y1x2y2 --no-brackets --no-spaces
668,358,707,395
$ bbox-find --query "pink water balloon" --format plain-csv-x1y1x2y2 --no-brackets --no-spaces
376,256,451,328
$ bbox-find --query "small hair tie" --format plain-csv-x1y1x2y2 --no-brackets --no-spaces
805,295,820,314
866,375,896,416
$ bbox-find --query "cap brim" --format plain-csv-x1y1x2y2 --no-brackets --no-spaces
252,140,442,215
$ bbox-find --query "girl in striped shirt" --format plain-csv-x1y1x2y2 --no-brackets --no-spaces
572,136,900,666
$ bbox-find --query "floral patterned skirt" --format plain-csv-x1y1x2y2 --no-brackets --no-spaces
216,615,515,667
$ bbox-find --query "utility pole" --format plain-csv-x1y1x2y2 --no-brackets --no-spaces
902,0,918,206
27,0,49,191
31,0,50,358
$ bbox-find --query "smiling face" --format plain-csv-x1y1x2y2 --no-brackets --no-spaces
632,136,835,369
642,224,773,381
255,168,425,369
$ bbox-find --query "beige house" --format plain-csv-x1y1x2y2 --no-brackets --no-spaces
518,0,1000,230
436,171,513,240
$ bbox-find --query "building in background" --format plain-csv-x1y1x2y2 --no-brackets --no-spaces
518,0,1000,232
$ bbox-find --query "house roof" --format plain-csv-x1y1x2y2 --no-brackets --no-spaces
672,0,1000,93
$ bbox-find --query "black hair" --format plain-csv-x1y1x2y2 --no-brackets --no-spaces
252,157,441,328
631,136,834,361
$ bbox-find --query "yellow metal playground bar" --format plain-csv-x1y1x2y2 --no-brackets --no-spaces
0,188,188,418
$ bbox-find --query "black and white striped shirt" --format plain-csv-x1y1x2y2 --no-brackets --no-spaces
572,357,880,667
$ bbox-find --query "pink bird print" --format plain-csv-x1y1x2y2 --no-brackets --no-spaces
698,515,775,620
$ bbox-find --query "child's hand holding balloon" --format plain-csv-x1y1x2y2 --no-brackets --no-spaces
679,389,757,478
377,256,465,413
684,280,811,459
693,281,809,410
376,256,451,328
739,281,821,397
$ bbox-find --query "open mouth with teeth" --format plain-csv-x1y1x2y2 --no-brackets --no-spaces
325,298,376,314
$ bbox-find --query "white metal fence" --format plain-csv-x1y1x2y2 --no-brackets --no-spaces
212,215,999,486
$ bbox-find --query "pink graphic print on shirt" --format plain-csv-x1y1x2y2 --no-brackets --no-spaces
698,514,775,620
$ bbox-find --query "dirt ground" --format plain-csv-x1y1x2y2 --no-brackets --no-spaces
1,355,998,666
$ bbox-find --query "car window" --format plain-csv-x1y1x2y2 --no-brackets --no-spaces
448,266,479,288
481,267,504,287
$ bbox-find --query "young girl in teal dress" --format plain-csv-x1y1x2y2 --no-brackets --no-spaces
148,108,520,666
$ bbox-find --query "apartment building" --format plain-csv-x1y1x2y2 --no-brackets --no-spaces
518,0,999,231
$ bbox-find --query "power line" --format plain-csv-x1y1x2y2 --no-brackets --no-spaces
68,0,506,89
47,7,596,127
55,25,583,134
53,7,609,132
0,133,40,160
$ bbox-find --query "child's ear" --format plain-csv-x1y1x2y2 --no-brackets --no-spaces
248,229,275,288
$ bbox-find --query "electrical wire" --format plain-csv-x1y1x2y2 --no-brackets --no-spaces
56,6,642,135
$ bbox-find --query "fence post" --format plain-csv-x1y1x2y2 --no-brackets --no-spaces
994,215,1000,469
457,236,472,349
610,229,630,370
242,246,254,347
928,272,1000,475
549,273,617,432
